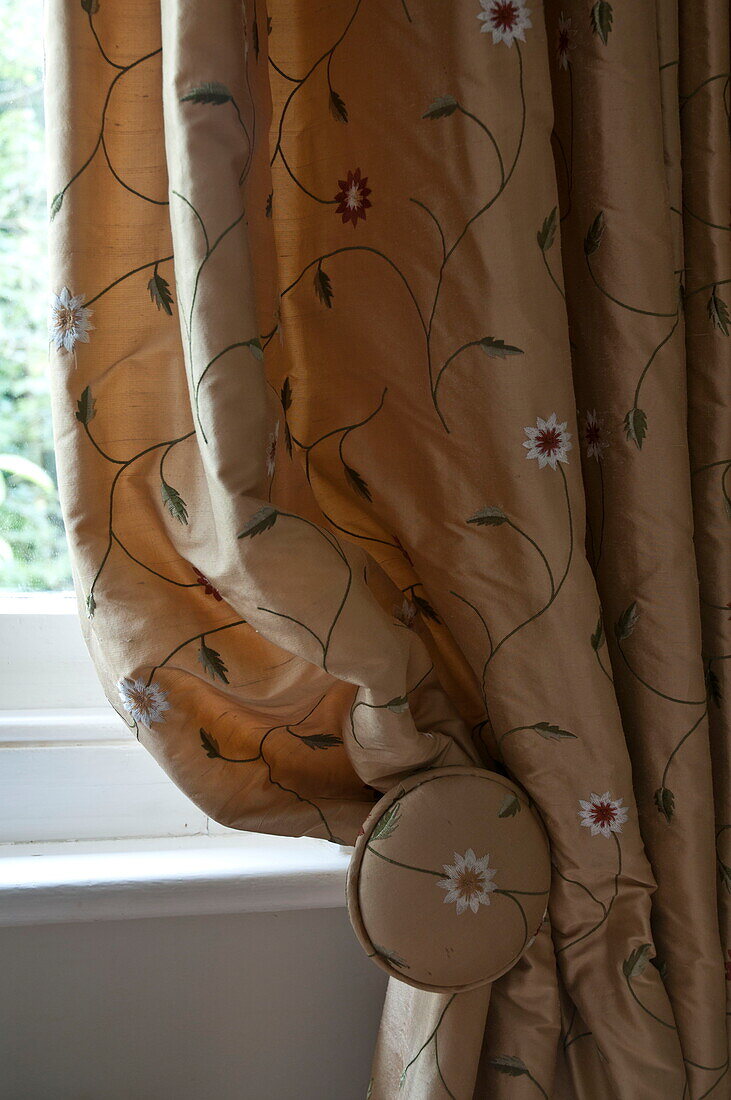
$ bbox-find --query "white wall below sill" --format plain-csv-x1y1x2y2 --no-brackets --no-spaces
0,833,351,927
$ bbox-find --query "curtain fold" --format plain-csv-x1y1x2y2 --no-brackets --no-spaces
46,1,729,1096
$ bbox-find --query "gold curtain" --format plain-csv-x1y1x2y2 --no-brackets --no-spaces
46,0,729,1095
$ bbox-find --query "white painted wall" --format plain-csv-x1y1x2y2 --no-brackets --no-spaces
0,907,387,1100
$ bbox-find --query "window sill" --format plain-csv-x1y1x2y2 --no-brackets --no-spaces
0,834,351,927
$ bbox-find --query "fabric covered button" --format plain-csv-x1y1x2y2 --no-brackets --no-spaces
347,765,550,993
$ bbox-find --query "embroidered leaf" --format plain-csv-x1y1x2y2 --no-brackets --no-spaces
708,287,730,335
537,207,557,252
265,192,273,218
148,271,174,315
467,505,508,527
50,191,64,220
590,1,613,45
237,505,278,539
615,602,639,641
180,83,233,106
366,1080,373,1100
479,337,524,359
423,95,458,119
329,89,348,123
80,0,99,12
85,591,96,619
246,337,264,361
385,695,409,714
344,464,372,502
534,722,576,741
200,727,221,759
374,944,409,969
300,733,343,750
413,593,441,623
75,386,96,425
498,793,521,818
591,615,605,650
314,265,334,308
654,786,675,822
584,211,606,255
719,862,731,894
624,407,648,449
198,642,229,684
280,376,292,412
371,803,401,840
706,663,722,707
252,15,260,58
488,1056,528,1078
283,421,293,458
161,479,189,524
622,943,652,979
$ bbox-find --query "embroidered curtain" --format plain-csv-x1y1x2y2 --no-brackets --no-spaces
46,0,729,1095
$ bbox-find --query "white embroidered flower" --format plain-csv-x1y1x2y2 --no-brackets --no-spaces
583,409,608,461
49,287,94,352
117,677,170,727
266,423,279,478
578,791,628,838
438,848,498,914
477,0,532,46
556,12,576,70
394,597,417,628
523,413,572,469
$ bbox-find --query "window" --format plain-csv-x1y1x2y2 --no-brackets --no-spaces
0,0,71,592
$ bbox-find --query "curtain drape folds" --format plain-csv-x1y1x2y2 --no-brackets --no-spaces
46,1,729,1096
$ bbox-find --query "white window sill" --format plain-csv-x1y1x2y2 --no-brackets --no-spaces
0,834,351,927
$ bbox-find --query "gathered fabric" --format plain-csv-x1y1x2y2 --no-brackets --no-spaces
47,0,729,1095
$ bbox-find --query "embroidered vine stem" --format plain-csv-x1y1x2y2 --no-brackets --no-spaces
349,664,432,749
50,25,165,217
201,694,340,841
256,512,352,675
84,430,195,605
482,464,572,682
555,831,621,956
426,43,527,431
399,995,456,1091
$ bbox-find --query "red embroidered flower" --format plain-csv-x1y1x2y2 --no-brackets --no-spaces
477,0,532,46
193,567,222,601
334,168,371,227
583,409,608,461
523,413,572,470
578,791,628,838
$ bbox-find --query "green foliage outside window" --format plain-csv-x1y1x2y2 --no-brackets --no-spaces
0,0,72,591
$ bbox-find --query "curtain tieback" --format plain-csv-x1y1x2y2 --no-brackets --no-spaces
346,765,550,992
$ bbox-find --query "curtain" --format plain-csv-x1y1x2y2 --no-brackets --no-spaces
46,1,729,1096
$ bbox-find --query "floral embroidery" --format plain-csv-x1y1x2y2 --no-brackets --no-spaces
266,424,279,478
193,568,222,601
117,677,170,726
50,287,94,352
556,13,576,69
583,409,608,461
334,168,371,227
438,848,498,914
523,413,572,469
477,0,532,47
726,950,731,982
578,791,628,838
394,597,417,628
